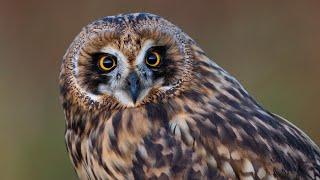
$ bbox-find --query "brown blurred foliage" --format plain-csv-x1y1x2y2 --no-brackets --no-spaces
0,0,319,179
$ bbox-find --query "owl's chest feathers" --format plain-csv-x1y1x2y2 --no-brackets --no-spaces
65,77,315,179
65,99,200,178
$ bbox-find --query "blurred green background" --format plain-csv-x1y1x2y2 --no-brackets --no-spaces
0,0,319,179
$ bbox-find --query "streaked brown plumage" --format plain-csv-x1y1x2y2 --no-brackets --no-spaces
59,13,320,179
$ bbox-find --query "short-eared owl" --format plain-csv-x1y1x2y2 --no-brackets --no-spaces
59,13,320,179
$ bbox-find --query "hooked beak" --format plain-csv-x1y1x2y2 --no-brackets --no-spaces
126,72,141,103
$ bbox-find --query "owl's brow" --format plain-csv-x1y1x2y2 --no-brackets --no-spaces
99,46,130,67
135,39,155,66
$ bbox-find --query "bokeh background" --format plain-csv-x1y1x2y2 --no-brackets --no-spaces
0,0,319,179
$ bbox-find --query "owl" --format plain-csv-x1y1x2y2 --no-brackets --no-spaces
59,13,320,179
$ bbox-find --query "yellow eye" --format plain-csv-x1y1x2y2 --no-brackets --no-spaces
98,55,117,72
145,51,161,67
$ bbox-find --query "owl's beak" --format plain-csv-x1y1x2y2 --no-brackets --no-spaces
126,72,141,104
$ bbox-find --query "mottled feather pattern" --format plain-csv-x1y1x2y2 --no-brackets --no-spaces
60,13,320,179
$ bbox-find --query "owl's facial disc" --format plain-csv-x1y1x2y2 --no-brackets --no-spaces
92,40,171,107
77,33,181,108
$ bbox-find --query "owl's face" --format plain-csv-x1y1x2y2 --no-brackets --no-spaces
67,13,193,108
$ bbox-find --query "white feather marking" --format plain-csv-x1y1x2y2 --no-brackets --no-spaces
72,54,79,76
113,90,134,107
242,158,254,173
97,84,110,94
221,161,236,177
137,87,151,102
135,40,154,65
100,46,130,69
158,85,173,91
86,92,99,101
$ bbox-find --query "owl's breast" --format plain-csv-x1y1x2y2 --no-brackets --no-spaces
65,102,220,179
65,94,320,180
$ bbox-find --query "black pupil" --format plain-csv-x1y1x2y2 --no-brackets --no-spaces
103,57,114,68
147,52,158,65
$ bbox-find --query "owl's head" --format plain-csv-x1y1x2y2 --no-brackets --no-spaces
60,13,196,109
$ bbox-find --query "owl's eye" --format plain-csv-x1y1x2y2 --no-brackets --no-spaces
98,55,117,72
145,50,161,67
